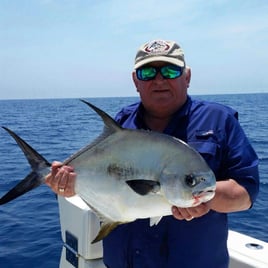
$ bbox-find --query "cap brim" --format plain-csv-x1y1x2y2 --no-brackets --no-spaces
134,56,185,69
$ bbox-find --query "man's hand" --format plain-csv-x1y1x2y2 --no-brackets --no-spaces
172,179,252,221
172,203,210,221
45,161,76,197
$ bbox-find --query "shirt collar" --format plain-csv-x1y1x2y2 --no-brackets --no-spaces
135,95,192,131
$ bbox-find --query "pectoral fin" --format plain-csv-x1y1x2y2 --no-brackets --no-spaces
126,180,160,195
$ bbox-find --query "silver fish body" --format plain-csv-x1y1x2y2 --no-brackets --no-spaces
71,128,215,219
0,100,216,242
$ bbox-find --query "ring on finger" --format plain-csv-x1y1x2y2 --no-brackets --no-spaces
58,188,65,193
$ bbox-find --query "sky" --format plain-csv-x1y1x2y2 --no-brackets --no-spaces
0,0,268,99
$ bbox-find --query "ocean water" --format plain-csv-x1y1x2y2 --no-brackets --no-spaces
0,94,267,268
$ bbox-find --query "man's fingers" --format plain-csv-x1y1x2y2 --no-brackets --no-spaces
63,172,76,197
172,207,192,220
45,163,76,197
172,204,210,221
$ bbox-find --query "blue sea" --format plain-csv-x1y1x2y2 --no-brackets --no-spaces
0,94,267,268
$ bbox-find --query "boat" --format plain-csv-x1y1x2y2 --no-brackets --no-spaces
58,195,268,268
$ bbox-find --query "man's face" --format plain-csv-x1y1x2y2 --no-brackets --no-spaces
133,61,191,117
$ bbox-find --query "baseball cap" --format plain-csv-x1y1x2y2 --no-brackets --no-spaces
134,39,185,69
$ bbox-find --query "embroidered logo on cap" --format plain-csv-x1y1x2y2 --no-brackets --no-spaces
144,40,170,55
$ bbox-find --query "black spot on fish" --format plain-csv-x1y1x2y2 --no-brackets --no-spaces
126,180,161,195
107,163,136,180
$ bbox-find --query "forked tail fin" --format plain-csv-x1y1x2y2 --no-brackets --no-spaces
0,127,51,205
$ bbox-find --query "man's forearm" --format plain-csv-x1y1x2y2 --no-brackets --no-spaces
207,179,252,213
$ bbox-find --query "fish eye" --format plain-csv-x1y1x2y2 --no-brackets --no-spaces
185,174,198,187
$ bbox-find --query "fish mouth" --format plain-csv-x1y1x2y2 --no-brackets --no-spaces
192,190,215,205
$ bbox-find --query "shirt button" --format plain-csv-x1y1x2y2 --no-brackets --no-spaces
135,249,140,255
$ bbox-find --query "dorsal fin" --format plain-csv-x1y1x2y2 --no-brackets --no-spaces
64,100,124,164
80,100,123,134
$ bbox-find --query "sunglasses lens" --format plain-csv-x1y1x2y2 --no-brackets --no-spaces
136,67,157,81
161,66,182,79
136,65,184,81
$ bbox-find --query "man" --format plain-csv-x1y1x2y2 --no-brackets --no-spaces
46,39,259,267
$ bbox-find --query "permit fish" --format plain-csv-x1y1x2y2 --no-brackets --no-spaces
0,100,216,243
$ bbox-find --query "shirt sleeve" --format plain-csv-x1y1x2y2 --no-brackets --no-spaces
224,112,259,203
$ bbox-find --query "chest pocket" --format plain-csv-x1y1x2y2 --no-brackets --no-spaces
188,129,225,174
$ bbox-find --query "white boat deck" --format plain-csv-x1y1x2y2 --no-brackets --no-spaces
58,195,268,268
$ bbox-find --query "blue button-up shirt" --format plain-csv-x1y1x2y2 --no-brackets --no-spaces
103,96,259,268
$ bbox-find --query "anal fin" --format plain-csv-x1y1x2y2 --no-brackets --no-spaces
81,198,127,244
92,221,123,244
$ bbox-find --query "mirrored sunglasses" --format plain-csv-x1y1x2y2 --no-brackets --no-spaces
136,65,184,81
